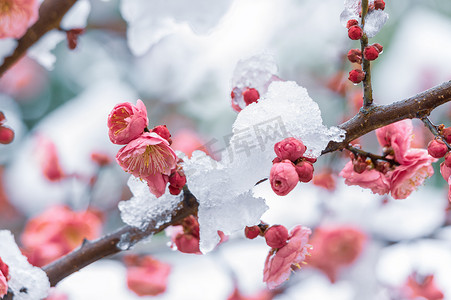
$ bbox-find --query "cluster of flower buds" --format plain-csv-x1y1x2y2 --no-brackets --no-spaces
432,126,451,202
0,257,9,298
344,0,386,84
270,137,316,196
0,112,14,145
108,100,186,198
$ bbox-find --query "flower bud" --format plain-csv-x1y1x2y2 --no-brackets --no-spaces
375,161,390,174
270,161,299,196
374,0,385,10
168,185,182,195
304,156,317,164
441,127,451,144
346,19,359,29
0,126,14,144
90,151,112,167
272,157,282,164
348,69,365,84
347,49,362,64
445,152,451,168
427,139,448,158
363,45,379,61
295,161,314,183
348,25,363,40
245,226,260,239
169,170,186,189
242,88,260,105
352,157,367,174
274,137,306,161
0,112,5,123
152,125,171,143
264,225,289,249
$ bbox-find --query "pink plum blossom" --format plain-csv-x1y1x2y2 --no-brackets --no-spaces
389,149,435,199
0,0,39,39
108,100,148,145
270,160,299,196
116,132,177,197
375,120,413,164
125,255,171,297
21,205,103,267
227,287,273,300
339,161,391,195
306,226,367,282
274,137,306,161
263,225,311,290
170,129,210,158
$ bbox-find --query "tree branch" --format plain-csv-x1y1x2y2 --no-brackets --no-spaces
0,0,78,77
323,80,451,154
360,0,374,109
42,187,198,287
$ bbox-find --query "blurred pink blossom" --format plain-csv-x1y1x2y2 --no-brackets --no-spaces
0,0,39,39
125,255,171,297
263,225,311,289
375,120,413,164
36,135,65,182
306,226,367,283
403,273,444,300
21,205,103,267
0,257,9,298
170,129,209,158
227,286,273,300
108,100,148,145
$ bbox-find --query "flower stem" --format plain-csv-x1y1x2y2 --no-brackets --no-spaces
360,0,373,109
346,144,399,166
421,117,451,149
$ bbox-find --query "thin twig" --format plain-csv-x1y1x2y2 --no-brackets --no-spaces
360,0,373,109
0,0,78,77
421,117,451,150
346,144,398,166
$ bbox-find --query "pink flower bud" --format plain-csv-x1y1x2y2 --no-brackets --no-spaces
295,161,314,183
348,25,363,40
108,100,148,145
427,139,448,158
270,161,299,196
264,225,289,249
348,69,365,84
374,0,385,10
363,46,379,61
169,170,186,189
346,19,359,29
304,156,317,164
168,185,182,195
245,226,260,239
152,125,171,143
441,127,451,144
0,126,14,144
347,49,362,64
274,137,306,161
242,88,260,105
66,28,85,50
445,152,451,168
272,157,282,164
352,157,367,174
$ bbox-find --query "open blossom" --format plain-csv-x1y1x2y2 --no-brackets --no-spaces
125,255,171,297
375,120,413,164
116,131,177,181
0,0,39,39
0,257,8,298
108,100,148,145
389,149,435,199
306,226,367,282
21,205,102,267
339,161,390,195
270,160,299,196
263,226,311,290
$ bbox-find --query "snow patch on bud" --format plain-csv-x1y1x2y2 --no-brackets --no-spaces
364,9,389,38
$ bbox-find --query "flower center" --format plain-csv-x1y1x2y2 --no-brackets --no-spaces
125,144,173,176
0,0,13,14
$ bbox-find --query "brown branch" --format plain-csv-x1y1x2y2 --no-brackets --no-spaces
42,187,198,287
0,0,78,77
345,144,398,166
323,80,451,154
360,0,373,108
